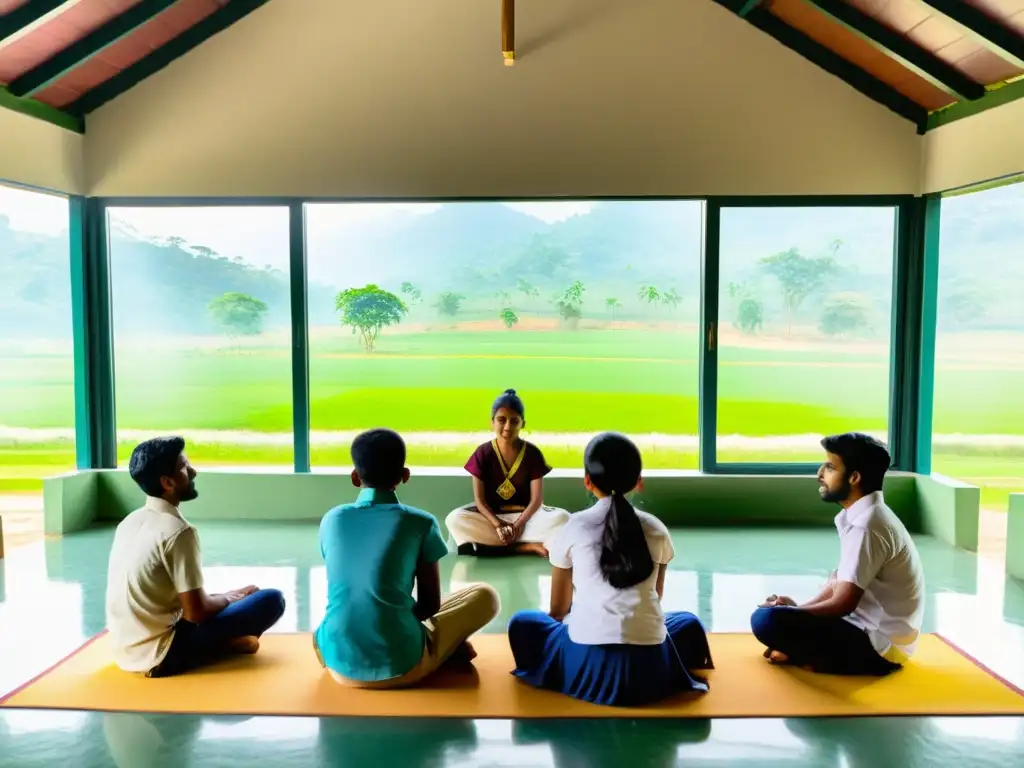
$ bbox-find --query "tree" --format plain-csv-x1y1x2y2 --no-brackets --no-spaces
165,236,187,249
500,308,519,329
400,282,422,303
662,288,681,311
191,245,217,259
759,248,837,336
638,285,660,305
819,292,874,337
435,291,465,317
940,281,986,328
728,281,763,334
335,284,407,352
517,279,539,300
207,292,268,340
495,290,513,307
555,280,586,328
605,297,622,320
736,298,764,334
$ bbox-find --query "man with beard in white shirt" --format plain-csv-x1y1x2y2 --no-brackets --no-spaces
751,433,924,675
106,436,285,677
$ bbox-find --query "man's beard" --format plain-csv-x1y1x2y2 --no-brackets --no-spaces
820,477,851,504
180,481,199,502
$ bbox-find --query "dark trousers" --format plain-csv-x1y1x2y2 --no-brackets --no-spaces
149,588,286,677
750,605,901,676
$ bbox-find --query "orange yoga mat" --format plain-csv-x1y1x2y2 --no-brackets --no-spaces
2,633,1023,718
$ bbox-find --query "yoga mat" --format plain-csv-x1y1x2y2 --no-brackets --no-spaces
2,633,1023,718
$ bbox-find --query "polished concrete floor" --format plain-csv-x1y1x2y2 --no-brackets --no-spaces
2,522,1024,767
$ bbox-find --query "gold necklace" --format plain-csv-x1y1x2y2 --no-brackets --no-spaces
493,439,527,501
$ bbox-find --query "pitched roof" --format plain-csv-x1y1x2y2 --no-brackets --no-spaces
715,0,1024,133
0,0,269,132
1,0,1023,135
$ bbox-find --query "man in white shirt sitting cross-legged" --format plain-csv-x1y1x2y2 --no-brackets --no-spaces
105,436,286,677
751,432,924,675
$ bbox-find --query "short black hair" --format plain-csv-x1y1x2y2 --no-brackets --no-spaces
129,436,186,497
821,432,891,494
351,429,406,488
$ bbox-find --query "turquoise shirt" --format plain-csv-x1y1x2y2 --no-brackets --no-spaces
315,488,449,681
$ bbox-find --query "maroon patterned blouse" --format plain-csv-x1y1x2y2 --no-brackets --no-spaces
464,440,552,512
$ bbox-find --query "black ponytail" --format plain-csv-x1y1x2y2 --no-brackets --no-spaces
585,432,653,589
600,491,654,589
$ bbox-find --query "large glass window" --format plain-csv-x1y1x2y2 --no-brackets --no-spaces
934,181,1024,511
305,201,702,470
716,206,897,464
107,207,293,469
0,183,74,506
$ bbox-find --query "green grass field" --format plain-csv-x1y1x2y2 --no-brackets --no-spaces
2,326,1022,511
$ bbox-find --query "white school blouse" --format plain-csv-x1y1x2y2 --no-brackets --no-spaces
548,498,674,646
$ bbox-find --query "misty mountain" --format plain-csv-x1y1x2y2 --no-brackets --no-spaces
2,189,1022,340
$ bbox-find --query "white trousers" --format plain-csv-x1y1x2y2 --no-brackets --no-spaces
445,505,570,551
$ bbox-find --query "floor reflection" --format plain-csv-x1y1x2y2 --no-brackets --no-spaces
1,711,1023,767
0,523,1022,765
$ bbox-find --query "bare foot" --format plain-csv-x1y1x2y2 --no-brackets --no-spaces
445,641,477,669
512,542,549,558
225,636,260,655
768,650,790,664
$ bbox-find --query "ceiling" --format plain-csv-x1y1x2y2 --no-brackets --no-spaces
1,0,1023,134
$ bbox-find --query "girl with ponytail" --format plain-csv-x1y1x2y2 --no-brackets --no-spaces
507,432,713,707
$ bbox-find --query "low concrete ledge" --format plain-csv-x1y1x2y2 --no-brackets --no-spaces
45,468,925,538
915,473,981,553
1008,494,1024,581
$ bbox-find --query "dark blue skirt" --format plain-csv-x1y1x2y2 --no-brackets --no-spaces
508,610,713,707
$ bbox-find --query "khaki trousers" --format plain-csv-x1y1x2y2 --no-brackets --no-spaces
317,583,500,689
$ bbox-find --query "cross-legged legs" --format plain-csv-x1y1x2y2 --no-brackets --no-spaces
508,609,712,706
149,588,286,677
750,605,901,676
317,584,501,689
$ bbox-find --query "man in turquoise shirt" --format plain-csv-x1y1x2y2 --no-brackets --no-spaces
314,428,500,687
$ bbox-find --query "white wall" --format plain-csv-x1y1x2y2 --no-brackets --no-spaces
922,98,1024,193
84,0,922,198
0,107,85,194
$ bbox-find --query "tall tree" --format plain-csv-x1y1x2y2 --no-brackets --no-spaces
207,292,268,341
335,284,407,352
555,281,586,328
500,308,519,329
662,288,681,311
435,291,465,317
638,285,660,305
759,248,837,336
400,282,422,303
605,297,622,320
516,279,539,300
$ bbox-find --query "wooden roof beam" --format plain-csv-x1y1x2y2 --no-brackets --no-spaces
918,0,1024,71
8,0,180,98
0,0,82,46
712,0,928,132
802,0,985,101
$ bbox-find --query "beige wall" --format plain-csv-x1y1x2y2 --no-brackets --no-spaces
84,0,921,198
922,98,1024,193
0,107,84,194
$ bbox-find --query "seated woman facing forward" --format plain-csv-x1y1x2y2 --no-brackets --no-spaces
446,389,569,558
507,432,713,707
